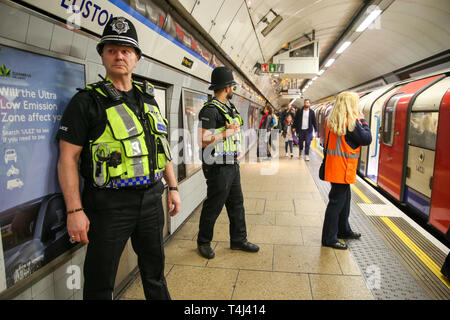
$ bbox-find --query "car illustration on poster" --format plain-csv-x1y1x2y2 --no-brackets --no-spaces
6,178,24,190
1,193,75,288
4,149,17,164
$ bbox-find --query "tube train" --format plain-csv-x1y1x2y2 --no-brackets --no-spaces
312,69,450,236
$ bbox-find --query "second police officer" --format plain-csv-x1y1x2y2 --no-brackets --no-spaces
197,66,259,259
57,17,180,300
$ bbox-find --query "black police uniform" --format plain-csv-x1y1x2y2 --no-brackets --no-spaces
197,98,247,246
57,17,170,300
197,66,258,256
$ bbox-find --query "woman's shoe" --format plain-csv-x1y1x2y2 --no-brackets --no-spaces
338,232,361,239
322,242,348,250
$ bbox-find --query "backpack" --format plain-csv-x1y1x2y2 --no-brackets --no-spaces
270,114,278,128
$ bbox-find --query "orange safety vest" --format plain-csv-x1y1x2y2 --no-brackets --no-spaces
324,122,360,184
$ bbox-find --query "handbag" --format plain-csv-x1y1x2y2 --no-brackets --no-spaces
319,130,331,181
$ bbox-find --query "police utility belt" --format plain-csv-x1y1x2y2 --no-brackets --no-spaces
85,80,172,189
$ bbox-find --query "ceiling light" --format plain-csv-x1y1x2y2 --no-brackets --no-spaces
324,58,335,68
312,76,318,81
261,9,283,37
318,69,324,75
356,9,382,32
336,41,351,54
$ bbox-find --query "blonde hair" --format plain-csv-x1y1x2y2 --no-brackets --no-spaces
327,91,359,136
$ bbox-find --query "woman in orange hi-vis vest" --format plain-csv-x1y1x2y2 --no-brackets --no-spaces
321,92,372,250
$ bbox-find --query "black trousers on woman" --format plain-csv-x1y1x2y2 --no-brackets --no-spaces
321,183,354,245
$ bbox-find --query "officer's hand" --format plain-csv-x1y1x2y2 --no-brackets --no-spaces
168,190,181,217
67,211,90,244
225,121,240,136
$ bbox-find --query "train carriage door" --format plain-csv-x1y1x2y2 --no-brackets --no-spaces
427,78,450,234
366,86,401,184
405,77,448,219
378,75,443,202
378,92,405,200
357,93,374,176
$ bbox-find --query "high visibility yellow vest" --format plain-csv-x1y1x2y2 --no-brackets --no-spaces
86,80,171,188
206,99,243,158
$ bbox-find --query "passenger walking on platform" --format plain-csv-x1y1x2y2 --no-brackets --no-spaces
257,105,274,160
293,99,317,161
321,92,371,250
280,103,296,125
197,66,259,259
57,17,180,300
282,114,294,158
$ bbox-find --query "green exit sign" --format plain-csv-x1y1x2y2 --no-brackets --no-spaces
261,63,284,73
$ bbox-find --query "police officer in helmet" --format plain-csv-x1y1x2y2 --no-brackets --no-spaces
197,66,259,259
57,17,180,300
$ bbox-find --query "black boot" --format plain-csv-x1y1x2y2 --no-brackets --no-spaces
197,244,215,259
230,241,259,252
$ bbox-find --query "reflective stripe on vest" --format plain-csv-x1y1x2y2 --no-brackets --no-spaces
326,135,360,159
88,85,170,187
206,100,243,156
105,103,148,178
324,124,360,184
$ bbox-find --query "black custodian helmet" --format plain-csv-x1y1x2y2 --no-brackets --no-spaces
208,66,237,91
96,17,142,59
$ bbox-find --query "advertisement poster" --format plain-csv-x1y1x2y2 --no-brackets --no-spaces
0,44,85,292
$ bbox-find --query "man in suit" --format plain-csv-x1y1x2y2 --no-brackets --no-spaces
293,99,317,161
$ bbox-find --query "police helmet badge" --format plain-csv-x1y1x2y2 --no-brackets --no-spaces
111,17,130,35
97,17,142,58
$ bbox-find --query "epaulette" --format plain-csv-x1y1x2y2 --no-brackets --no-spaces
87,80,122,102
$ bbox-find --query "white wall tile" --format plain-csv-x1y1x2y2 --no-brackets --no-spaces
70,32,88,60
54,276,73,300
26,15,53,49
13,288,32,300
0,2,29,43
85,38,102,64
31,272,54,298
32,285,55,300
50,25,73,55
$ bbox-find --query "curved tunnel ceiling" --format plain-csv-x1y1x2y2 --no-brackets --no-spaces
176,0,450,107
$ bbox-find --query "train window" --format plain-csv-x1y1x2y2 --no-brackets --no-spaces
408,112,438,150
182,89,208,178
289,42,315,58
381,94,402,146
124,0,167,28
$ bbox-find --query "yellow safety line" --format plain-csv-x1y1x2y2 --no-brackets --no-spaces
364,177,377,187
351,185,373,204
381,217,450,289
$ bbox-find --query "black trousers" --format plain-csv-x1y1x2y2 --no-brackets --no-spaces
321,183,353,245
197,164,247,246
81,181,170,300
298,130,313,155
